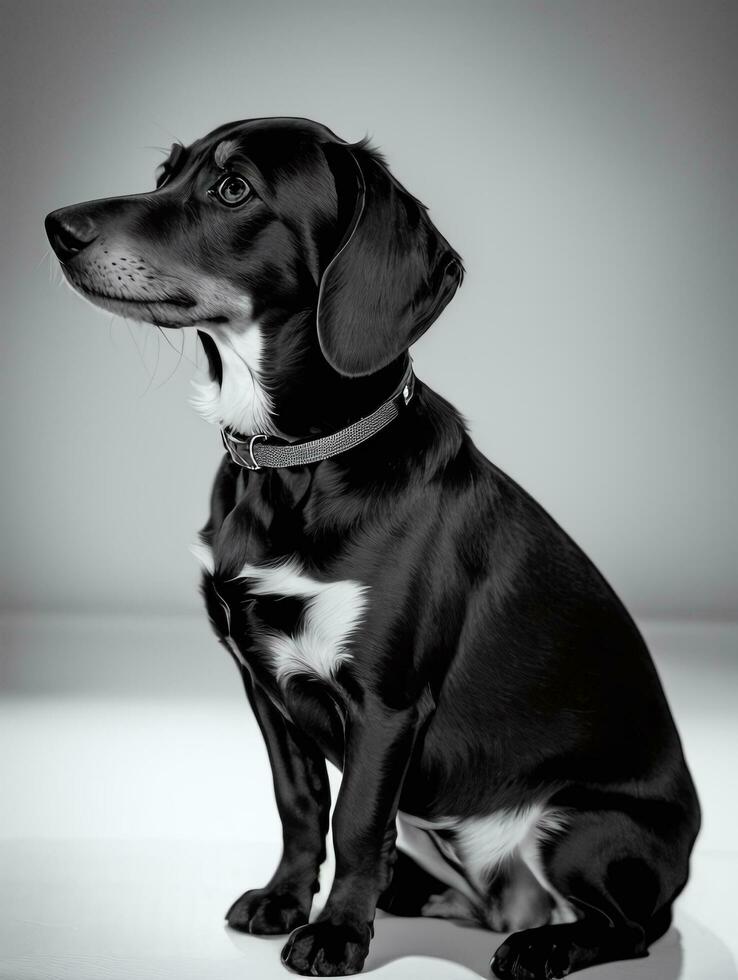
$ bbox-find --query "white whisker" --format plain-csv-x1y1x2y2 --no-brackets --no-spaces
34,248,51,273
153,328,188,390
139,324,161,396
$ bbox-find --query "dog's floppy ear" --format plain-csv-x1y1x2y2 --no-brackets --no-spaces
316,143,463,377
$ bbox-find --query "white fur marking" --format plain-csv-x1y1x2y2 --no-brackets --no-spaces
519,810,578,924
237,559,369,684
400,805,576,923
189,540,215,574
191,319,275,435
454,807,543,888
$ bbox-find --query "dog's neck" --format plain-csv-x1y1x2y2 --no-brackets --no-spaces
190,320,276,436
190,313,409,441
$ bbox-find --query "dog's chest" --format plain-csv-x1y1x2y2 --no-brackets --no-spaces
239,559,369,684
193,542,369,687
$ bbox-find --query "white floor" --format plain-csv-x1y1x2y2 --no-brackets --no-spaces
0,616,736,979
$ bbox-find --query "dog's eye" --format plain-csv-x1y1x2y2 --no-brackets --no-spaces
211,174,251,208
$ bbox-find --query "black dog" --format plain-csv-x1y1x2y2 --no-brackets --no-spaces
46,117,700,979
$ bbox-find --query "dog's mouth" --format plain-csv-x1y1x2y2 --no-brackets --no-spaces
69,278,234,328
60,256,253,332
75,281,197,310
197,330,224,384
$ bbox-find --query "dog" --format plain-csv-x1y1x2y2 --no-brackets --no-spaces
46,116,700,979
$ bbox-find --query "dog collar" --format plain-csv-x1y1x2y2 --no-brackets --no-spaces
220,360,416,471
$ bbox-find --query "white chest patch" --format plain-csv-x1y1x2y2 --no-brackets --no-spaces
190,545,369,683
236,559,369,684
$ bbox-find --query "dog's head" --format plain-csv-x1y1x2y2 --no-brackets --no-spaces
46,117,462,435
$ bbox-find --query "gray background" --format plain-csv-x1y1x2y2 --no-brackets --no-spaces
2,0,737,620
2,6,738,978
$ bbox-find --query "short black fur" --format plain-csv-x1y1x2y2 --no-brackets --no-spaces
46,116,700,980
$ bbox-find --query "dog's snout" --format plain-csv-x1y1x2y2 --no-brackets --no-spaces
45,210,98,262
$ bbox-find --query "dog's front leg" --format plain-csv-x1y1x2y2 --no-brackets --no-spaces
227,669,331,936
281,697,419,977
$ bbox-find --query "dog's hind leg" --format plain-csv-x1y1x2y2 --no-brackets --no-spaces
490,805,693,979
481,855,554,933
377,850,475,919
379,849,554,931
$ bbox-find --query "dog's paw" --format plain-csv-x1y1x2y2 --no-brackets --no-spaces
226,887,309,936
281,920,372,976
490,928,571,980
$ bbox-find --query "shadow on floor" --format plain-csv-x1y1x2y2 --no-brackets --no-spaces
363,911,735,979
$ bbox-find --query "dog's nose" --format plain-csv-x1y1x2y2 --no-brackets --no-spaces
45,211,99,262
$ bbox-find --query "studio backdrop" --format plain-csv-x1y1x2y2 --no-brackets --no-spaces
2,4,738,980
2,0,736,624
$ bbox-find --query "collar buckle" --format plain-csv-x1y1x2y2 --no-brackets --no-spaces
402,372,415,406
221,430,267,470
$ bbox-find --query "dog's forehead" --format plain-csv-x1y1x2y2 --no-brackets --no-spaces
195,117,342,165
